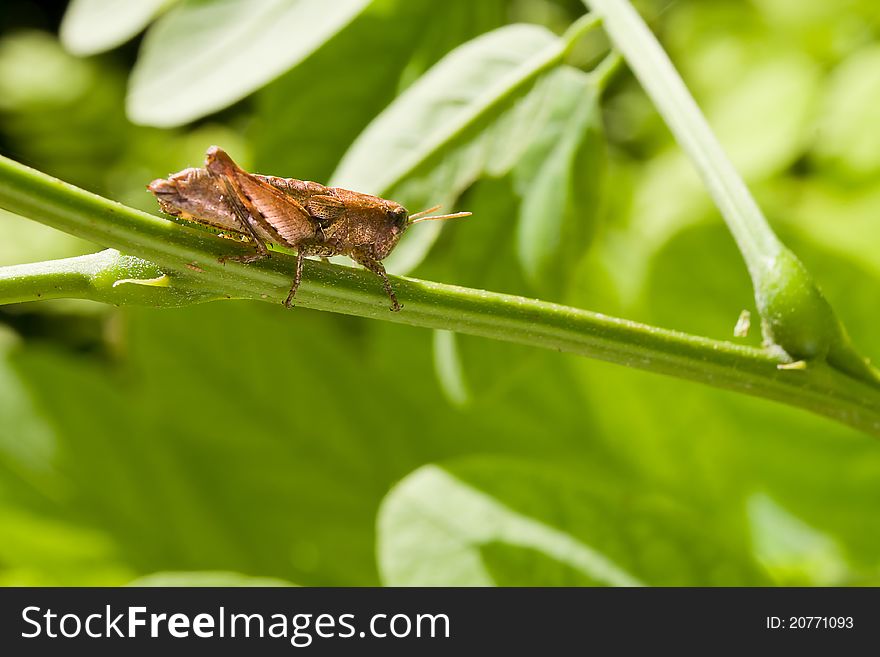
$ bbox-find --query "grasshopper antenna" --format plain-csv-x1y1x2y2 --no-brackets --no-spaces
408,204,472,225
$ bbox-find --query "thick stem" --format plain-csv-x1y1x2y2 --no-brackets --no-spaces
0,249,223,307
0,155,878,436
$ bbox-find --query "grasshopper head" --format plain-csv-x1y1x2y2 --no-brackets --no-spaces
372,202,410,260
374,202,472,260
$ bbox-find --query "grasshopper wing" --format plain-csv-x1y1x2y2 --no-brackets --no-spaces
205,147,317,247
148,167,242,232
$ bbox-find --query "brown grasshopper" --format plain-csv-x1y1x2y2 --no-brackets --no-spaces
148,146,470,311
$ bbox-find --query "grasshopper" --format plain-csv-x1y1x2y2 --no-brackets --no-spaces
148,146,470,311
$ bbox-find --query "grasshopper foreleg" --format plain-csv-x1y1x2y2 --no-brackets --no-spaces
351,248,401,312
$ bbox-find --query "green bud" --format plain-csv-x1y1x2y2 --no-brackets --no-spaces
755,249,837,360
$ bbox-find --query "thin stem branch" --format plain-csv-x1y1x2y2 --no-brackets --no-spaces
0,155,878,436
581,0,781,275
581,0,880,386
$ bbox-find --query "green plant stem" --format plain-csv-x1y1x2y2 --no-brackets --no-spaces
589,51,623,92
581,0,880,386
0,155,878,436
581,0,780,272
0,249,223,306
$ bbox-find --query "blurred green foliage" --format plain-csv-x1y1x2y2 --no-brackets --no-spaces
0,0,878,586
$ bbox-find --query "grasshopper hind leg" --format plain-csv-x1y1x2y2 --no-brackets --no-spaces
217,191,273,265
284,250,305,308
284,241,340,308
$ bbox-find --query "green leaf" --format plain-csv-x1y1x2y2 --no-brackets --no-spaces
478,542,607,586
252,0,433,183
126,0,372,127
331,23,565,273
515,67,605,292
128,571,295,586
378,464,642,586
331,23,563,194
377,460,768,586
60,0,173,56
252,0,505,184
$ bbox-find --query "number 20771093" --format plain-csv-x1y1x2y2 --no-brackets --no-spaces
766,617,854,630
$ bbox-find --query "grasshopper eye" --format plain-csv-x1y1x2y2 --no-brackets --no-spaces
389,207,408,231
